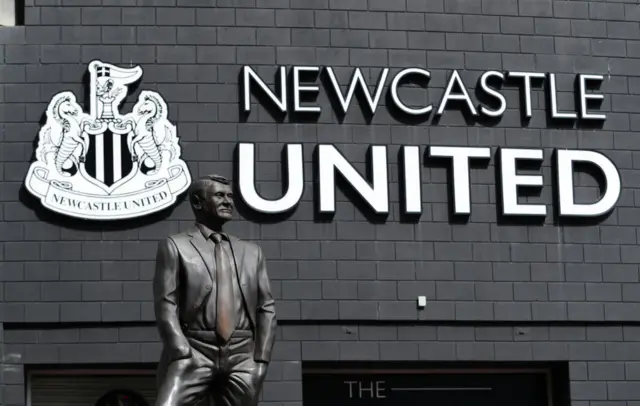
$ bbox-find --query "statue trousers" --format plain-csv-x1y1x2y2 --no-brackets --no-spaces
155,329,263,406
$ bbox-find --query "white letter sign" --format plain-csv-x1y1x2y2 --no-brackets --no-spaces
318,145,389,214
499,148,546,216
238,143,304,214
556,150,620,217
429,146,491,215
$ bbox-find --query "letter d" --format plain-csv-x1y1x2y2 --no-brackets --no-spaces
556,150,621,217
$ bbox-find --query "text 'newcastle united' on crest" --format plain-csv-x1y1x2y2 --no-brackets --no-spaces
24,60,192,221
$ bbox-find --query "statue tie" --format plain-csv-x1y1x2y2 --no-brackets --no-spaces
212,233,234,341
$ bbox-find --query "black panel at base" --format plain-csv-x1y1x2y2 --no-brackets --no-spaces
302,362,569,406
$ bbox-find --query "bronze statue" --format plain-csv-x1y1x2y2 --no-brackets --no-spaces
153,174,276,406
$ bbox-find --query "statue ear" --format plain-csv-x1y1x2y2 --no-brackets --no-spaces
191,194,203,211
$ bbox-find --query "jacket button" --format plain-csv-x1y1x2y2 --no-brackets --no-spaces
206,285,212,290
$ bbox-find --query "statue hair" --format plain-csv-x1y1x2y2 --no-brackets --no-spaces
188,174,232,209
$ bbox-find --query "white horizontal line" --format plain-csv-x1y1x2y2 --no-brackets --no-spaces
390,387,493,391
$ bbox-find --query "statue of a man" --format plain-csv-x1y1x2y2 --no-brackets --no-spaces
153,174,277,406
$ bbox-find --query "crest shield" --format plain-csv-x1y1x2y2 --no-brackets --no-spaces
83,129,135,188
24,60,192,220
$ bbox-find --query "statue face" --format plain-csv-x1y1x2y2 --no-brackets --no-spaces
201,181,234,222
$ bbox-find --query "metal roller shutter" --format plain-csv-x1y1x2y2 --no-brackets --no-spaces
28,370,213,406
29,372,158,406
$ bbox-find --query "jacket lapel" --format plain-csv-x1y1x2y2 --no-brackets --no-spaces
227,235,255,326
188,226,214,283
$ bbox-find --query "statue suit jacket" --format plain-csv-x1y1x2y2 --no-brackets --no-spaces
153,224,277,364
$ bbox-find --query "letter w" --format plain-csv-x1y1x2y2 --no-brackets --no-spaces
325,67,389,116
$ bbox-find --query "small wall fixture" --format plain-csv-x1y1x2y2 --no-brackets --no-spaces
417,296,427,309
0,0,23,26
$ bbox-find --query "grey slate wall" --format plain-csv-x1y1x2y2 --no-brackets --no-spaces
2,0,640,405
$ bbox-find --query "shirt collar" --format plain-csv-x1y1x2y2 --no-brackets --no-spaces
195,222,227,241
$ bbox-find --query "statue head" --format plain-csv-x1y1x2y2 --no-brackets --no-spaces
188,174,234,227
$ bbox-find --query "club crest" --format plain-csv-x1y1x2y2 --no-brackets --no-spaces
24,60,192,220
